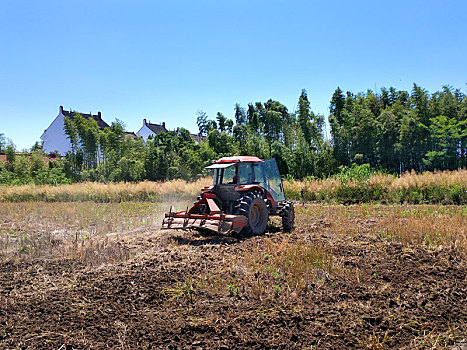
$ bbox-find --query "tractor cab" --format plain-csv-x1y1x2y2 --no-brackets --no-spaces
206,156,286,205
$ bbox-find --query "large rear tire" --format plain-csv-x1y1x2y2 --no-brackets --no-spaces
234,191,268,235
281,201,295,232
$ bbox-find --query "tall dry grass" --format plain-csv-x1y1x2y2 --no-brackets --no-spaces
0,169,466,204
0,178,210,203
284,169,467,204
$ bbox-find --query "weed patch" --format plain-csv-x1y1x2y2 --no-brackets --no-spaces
224,238,337,299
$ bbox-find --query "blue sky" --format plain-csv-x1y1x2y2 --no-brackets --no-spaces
1,0,466,150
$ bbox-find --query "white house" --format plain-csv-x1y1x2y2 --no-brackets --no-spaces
137,119,168,140
40,106,110,155
136,119,205,143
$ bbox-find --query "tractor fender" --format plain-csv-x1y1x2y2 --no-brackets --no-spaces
202,192,217,199
234,184,264,194
234,185,277,207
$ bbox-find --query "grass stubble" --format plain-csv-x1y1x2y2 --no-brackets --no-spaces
0,200,191,264
160,203,465,348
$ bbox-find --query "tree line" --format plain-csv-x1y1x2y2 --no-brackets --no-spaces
0,84,465,185
329,85,466,172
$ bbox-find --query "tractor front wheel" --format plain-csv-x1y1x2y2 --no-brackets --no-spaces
234,191,268,235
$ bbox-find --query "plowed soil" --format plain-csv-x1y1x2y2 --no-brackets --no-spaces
0,204,466,349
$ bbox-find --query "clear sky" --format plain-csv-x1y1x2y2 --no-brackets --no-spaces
1,0,466,150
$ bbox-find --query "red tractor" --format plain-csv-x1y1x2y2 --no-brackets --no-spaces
162,156,294,235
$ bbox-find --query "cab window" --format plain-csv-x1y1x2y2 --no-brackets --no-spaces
264,159,286,201
253,163,266,187
238,163,253,184
222,165,237,183
212,165,237,184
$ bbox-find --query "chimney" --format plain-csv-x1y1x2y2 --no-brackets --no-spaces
162,122,166,129
59,105,63,114
98,111,102,119
143,118,147,126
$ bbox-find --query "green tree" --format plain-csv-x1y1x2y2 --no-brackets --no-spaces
5,141,16,171
298,89,312,146
234,103,246,125
64,115,79,155
232,124,249,154
144,132,173,181
216,112,226,132
377,108,400,172
98,120,126,179
349,106,378,166
365,90,382,118
398,111,425,171
196,111,209,137
247,103,260,134
257,100,289,156
225,119,234,134
64,113,101,169
208,129,232,155
423,115,463,170
411,84,431,125
329,88,351,166
330,87,345,125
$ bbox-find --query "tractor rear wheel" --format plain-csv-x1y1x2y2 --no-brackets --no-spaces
281,201,295,232
234,191,268,235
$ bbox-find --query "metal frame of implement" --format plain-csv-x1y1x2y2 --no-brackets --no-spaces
162,197,247,234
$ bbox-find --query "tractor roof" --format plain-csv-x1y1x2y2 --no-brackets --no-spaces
214,156,264,164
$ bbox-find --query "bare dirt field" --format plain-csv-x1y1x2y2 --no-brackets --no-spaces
0,202,465,349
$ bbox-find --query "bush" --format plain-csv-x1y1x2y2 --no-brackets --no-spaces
0,152,72,186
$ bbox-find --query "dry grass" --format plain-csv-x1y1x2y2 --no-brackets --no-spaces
221,237,336,300
392,169,467,189
296,204,466,253
1,169,466,204
0,178,210,202
1,199,464,270
0,200,191,263
284,169,467,204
